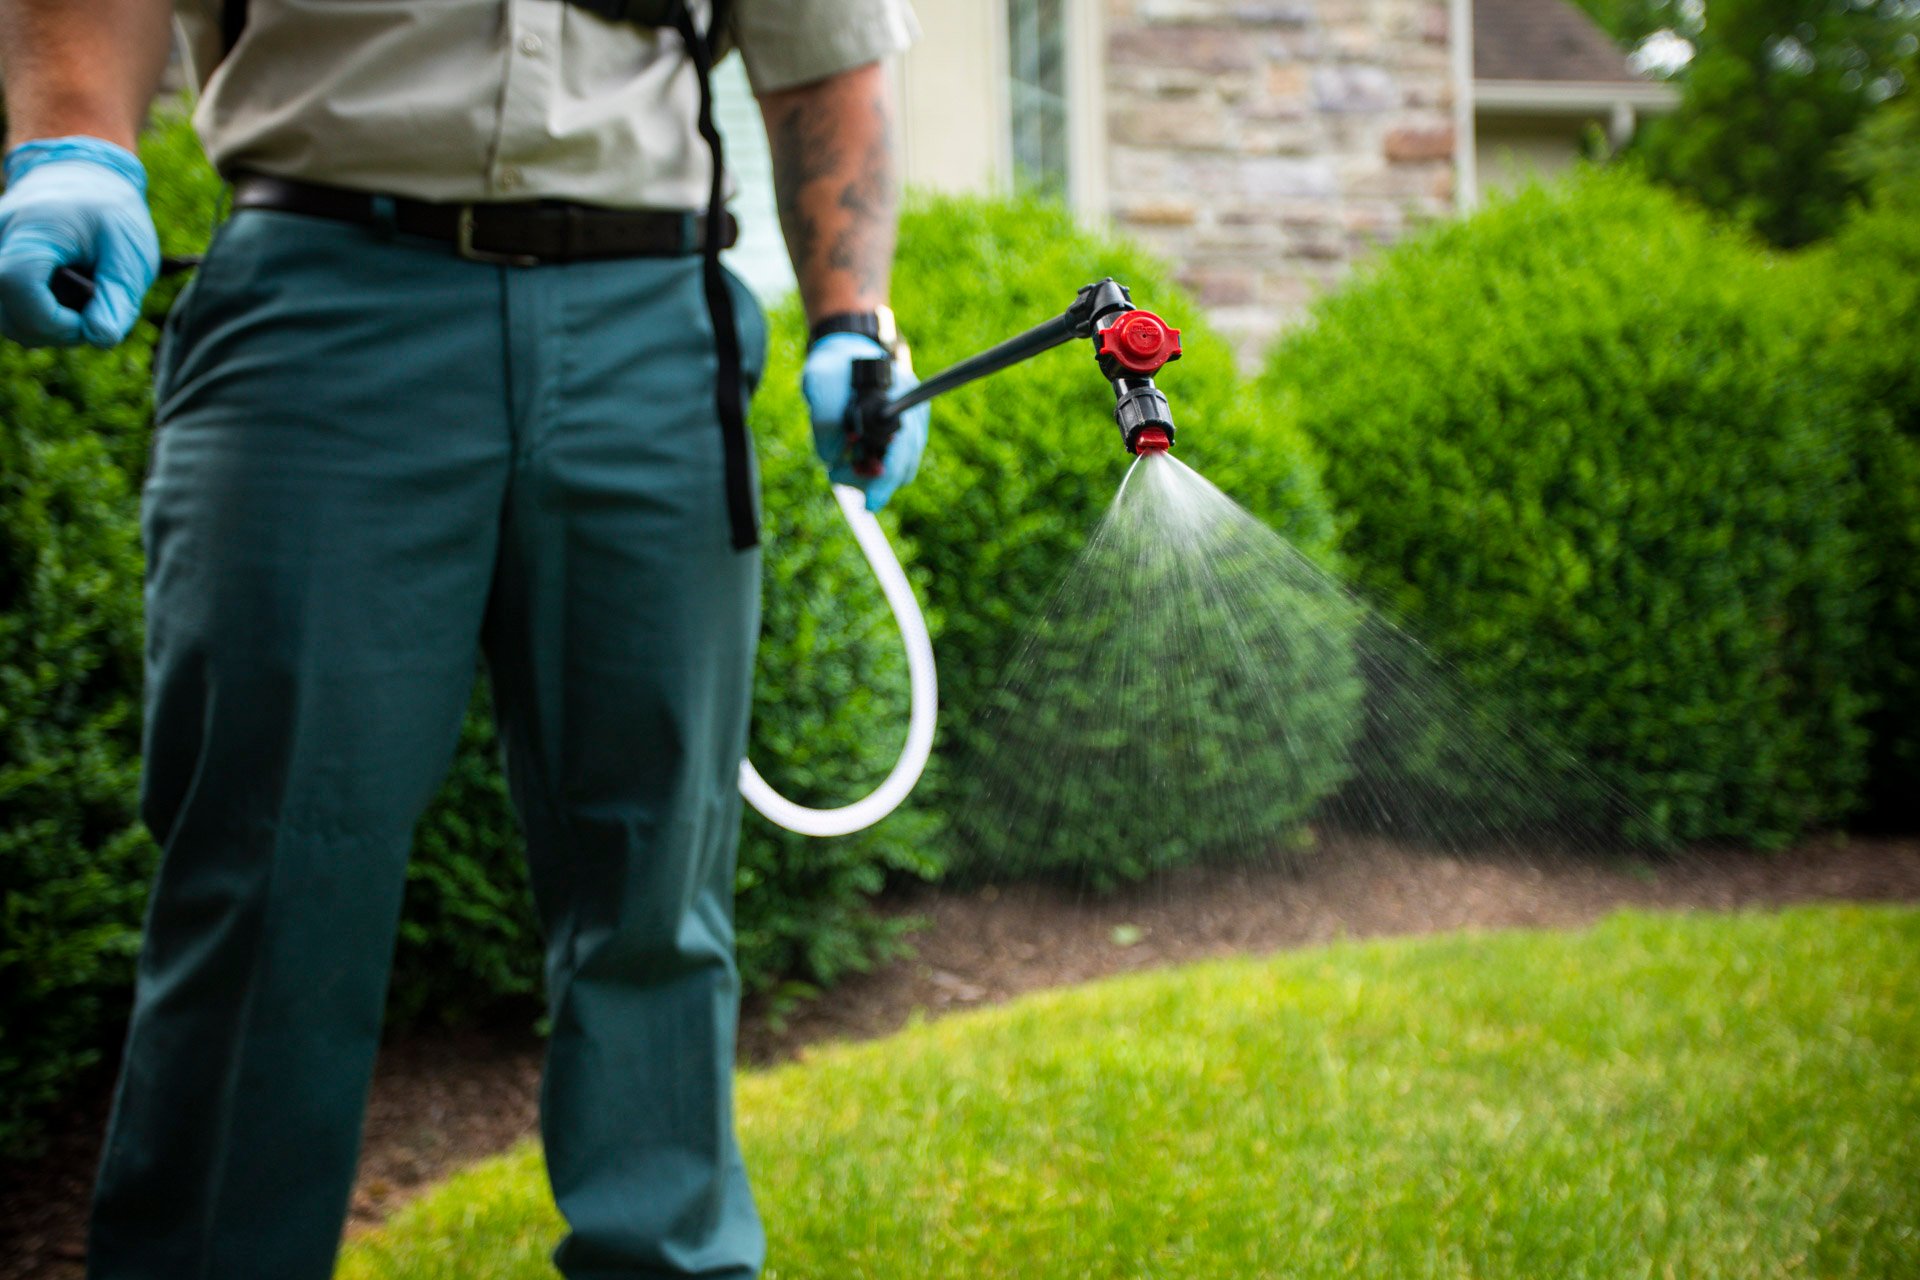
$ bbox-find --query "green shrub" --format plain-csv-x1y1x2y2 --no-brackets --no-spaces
1794,198,1920,823
0,350,152,1156
1260,171,1872,847
0,114,225,1158
883,195,1349,883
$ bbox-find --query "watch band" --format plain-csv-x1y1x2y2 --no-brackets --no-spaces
809,306,899,353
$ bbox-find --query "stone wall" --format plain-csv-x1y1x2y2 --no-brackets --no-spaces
1103,0,1457,364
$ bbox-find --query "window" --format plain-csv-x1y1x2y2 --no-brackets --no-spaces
1007,0,1069,201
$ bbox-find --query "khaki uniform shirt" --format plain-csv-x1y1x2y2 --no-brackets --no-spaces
172,0,918,209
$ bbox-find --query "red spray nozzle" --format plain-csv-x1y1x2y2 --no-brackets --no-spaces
1096,310,1183,376
1131,427,1172,455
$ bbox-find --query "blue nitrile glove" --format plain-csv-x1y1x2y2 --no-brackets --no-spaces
0,136,159,348
802,331,930,513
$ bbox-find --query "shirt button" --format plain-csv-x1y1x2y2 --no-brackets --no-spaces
496,166,524,192
517,31,544,56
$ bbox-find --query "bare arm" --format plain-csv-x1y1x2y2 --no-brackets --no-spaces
0,0,173,151
759,62,898,327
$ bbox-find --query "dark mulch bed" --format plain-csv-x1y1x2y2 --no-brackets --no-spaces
5,834,1916,1279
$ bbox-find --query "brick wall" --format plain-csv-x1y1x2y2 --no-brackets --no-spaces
1103,0,1457,364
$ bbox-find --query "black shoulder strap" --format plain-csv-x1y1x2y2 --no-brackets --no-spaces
223,0,247,52
665,0,756,551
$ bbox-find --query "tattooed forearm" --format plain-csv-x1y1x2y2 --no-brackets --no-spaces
768,104,839,280
761,62,899,324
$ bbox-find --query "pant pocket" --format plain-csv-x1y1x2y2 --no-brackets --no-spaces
720,263,769,398
150,217,240,415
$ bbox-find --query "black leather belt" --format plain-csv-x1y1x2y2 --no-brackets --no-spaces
231,172,740,265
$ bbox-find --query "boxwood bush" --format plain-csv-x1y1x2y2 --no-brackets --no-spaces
0,114,224,1157
0,348,153,1158
0,114,935,1155
881,195,1353,883
1259,171,1872,847
1794,197,1920,823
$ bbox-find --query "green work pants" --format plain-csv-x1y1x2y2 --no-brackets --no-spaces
86,208,768,1279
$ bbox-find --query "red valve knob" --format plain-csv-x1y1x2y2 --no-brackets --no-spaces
1097,310,1182,376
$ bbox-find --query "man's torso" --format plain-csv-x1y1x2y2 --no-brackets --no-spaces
173,0,917,209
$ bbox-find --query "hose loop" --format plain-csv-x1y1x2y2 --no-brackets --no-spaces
739,485,938,836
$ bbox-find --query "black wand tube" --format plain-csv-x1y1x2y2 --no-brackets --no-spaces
843,278,1144,473
49,256,204,312
880,311,1079,419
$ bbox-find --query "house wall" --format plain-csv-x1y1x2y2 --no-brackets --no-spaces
1474,114,1591,195
898,3,1011,199
1101,0,1459,361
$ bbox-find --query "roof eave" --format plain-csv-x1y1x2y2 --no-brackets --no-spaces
1473,78,1680,115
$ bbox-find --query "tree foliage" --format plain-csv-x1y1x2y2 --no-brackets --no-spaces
1568,0,1689,48
1840,51,1920,204
1637,0,1919,246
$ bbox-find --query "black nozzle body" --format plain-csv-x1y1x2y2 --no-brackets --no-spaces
846,356,897,476
1114,381,1175,453
1066,277,1136,337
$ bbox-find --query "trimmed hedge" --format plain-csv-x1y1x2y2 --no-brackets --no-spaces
883,195,1350,883
1794,197,1920,823
0,350,152,1158
1260,171,1872,848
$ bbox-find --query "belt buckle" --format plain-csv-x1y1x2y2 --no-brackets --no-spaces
456,206,540,267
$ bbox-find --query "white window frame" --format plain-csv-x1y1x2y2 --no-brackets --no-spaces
898,0,1108,221
1062,0,1108,219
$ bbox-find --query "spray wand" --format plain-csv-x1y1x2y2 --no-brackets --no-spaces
847,276,1182,472
740,277,1183,836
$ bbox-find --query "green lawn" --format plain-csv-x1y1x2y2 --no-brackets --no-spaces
340,905,1920,1278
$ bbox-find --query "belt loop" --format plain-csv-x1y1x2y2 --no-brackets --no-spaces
369,194,398,240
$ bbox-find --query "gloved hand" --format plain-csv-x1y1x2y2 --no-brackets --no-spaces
0,136,159,349
802,331,930,513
